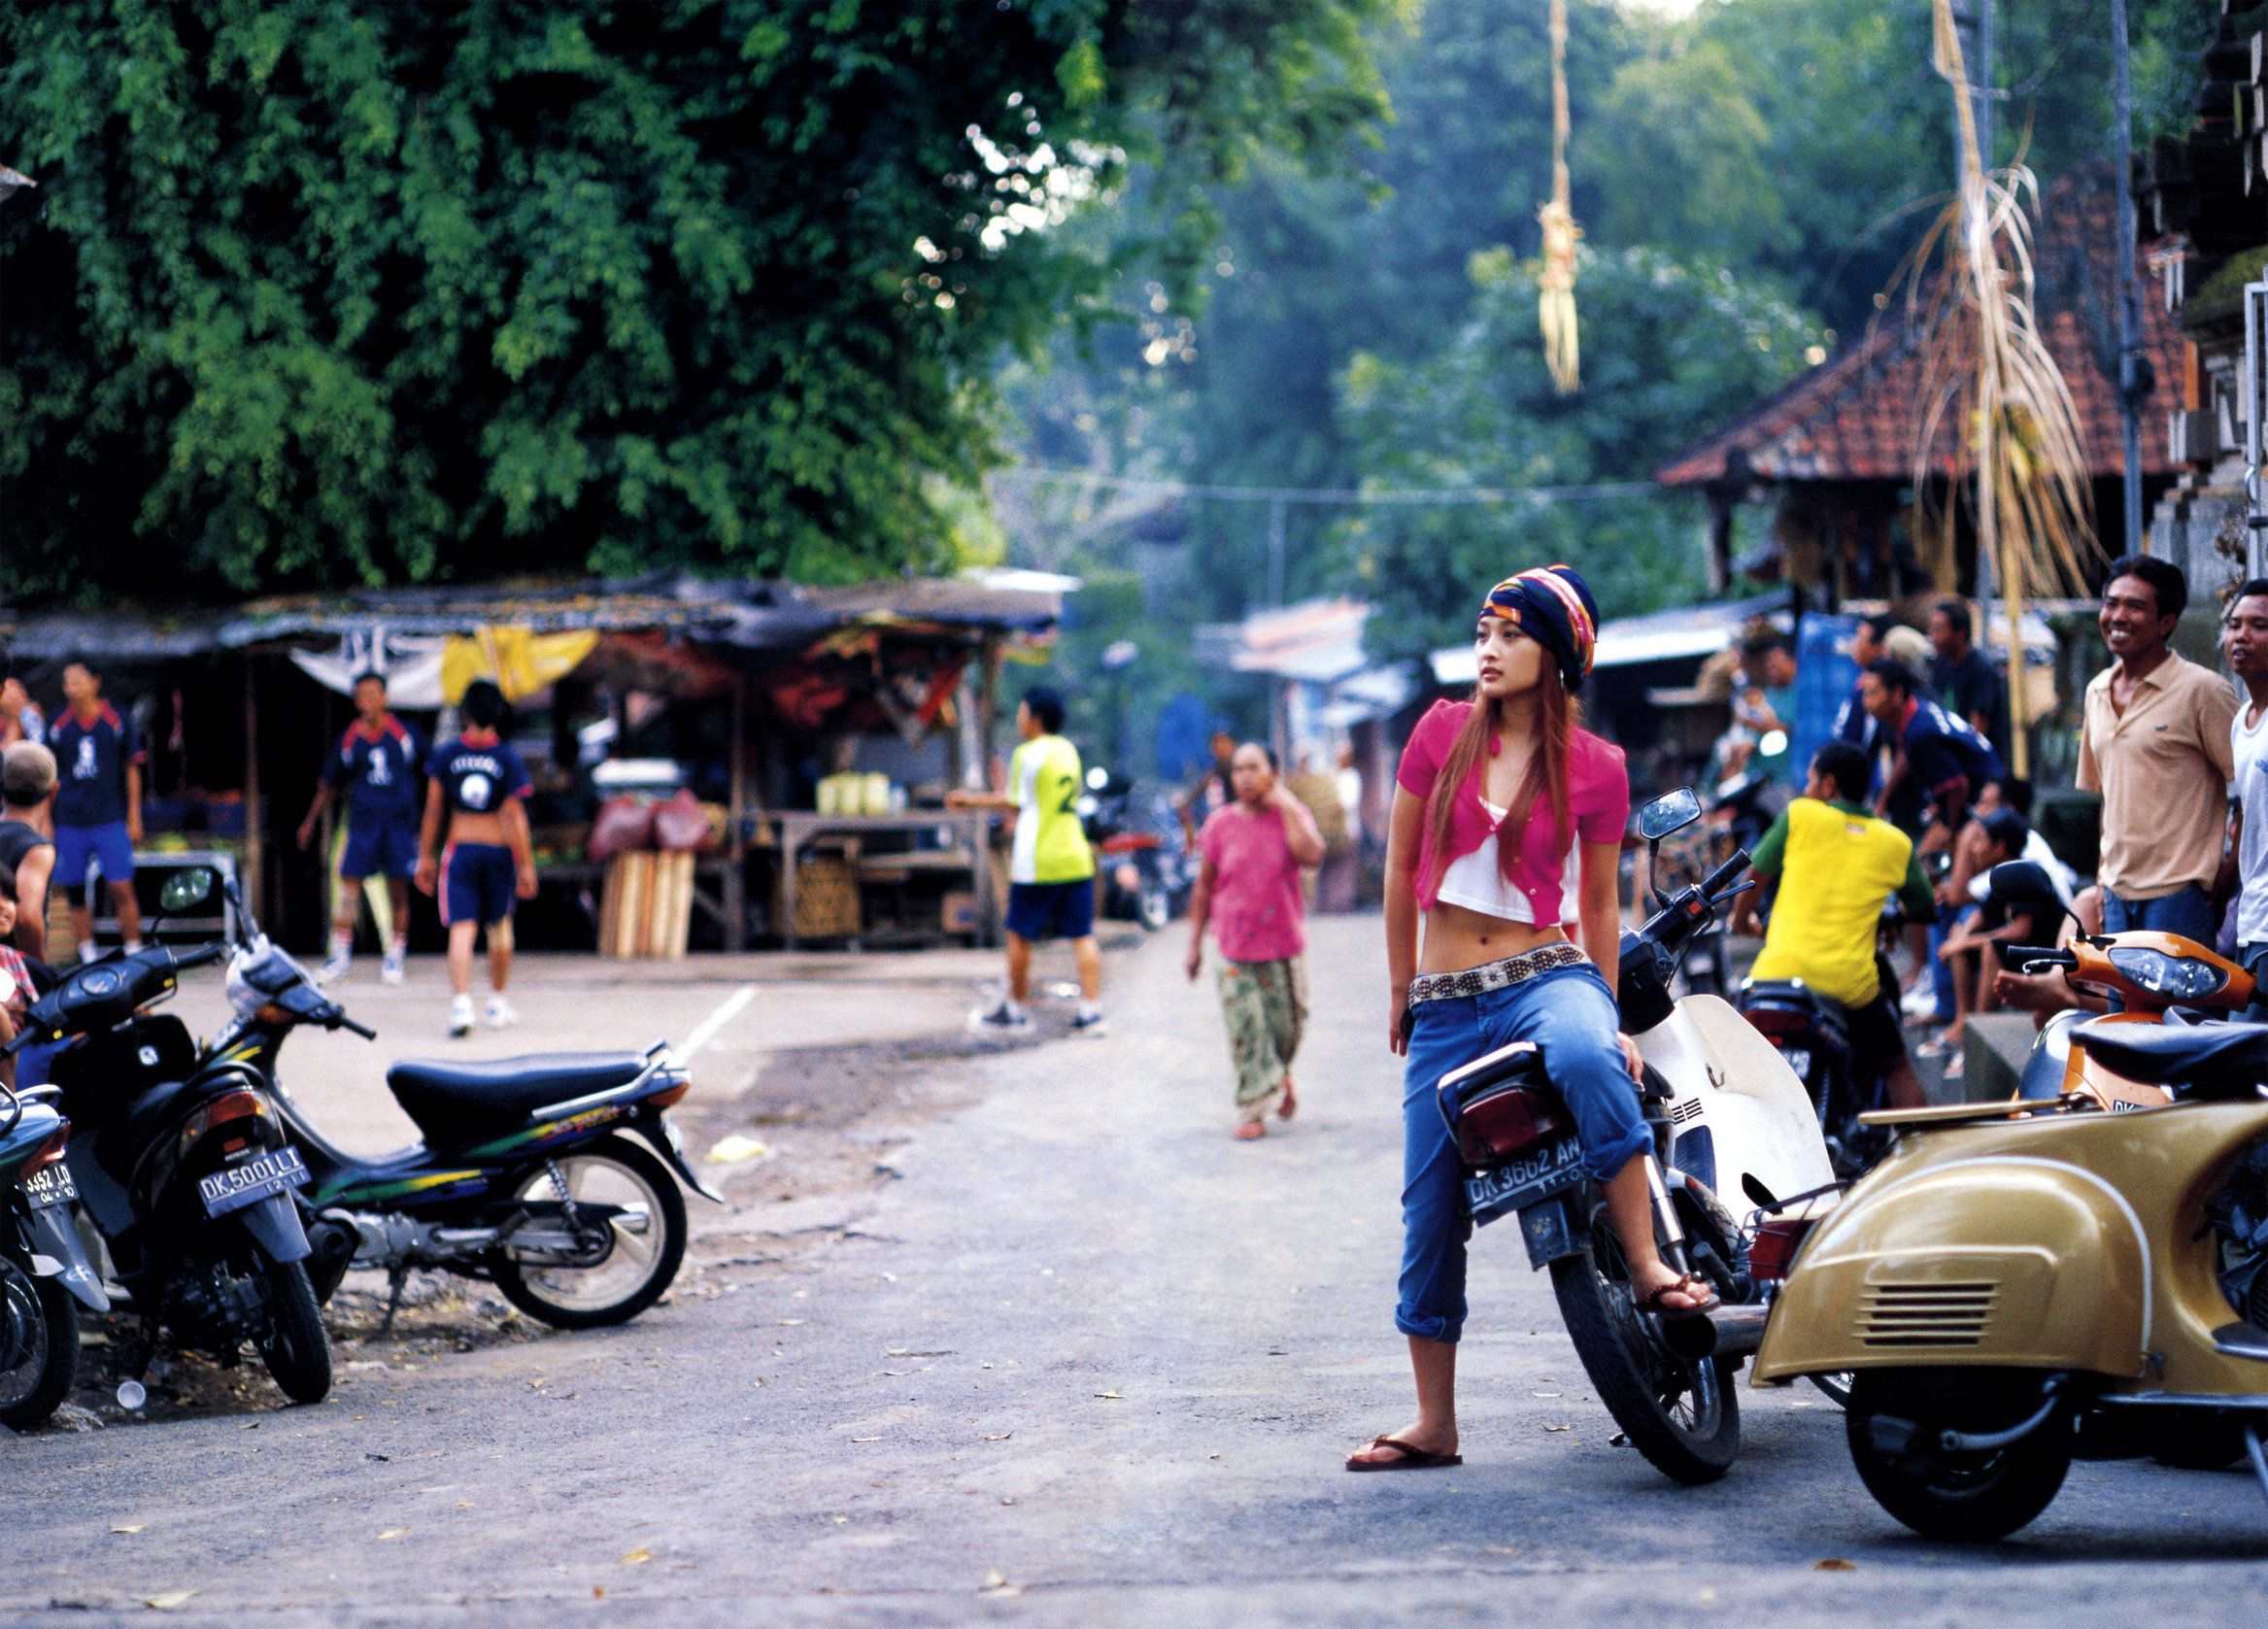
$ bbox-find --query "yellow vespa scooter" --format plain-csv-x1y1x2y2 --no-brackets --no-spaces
1751,1012,2268,1541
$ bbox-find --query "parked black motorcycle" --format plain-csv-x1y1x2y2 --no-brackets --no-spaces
1078,768,1194,930
8,881,333,1404
1,1078,108,1429
189,872,717,1331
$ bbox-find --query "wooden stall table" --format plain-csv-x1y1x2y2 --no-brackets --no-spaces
772,811,995,949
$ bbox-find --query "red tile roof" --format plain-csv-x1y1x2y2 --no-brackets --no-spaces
1657,169,2184,488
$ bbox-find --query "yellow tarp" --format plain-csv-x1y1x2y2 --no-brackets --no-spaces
441,627,599,703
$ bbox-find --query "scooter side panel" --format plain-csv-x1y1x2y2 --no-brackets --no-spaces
1754,1150,2150,1382
1638,999,1835,1212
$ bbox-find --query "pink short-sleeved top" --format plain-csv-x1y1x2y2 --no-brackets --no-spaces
1394,699,1630,923
1198,802,1307,964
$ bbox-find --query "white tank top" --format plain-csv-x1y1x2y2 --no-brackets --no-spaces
1435,798,1579,926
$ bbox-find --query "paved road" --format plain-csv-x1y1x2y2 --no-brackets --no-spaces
9,920,2268,1625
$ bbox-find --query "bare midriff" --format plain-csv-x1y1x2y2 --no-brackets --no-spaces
1417,899,1570,975
446,809,513,847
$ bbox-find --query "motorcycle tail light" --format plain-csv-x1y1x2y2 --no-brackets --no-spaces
175,1089,265,1161
1454,1084,1566,1167
1747,1215,1816,1282
647,1080,690,1109
1742,1006,1811,1039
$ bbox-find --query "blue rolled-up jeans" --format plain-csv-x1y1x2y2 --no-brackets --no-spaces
1397,962,1649,1345
2102,881,2215,942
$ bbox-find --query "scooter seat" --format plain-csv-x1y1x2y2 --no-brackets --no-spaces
387,1053,650,1142
2069,1020,2268,1095
1739,979,1847,1018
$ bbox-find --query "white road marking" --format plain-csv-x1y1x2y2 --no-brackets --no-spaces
680,984,758,1062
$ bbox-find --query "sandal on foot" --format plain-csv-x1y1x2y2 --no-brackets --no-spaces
1637,1273,1720,1321
1278,1078,1298,1122
1234,1121,1267,1140
1345,1435,1463,1473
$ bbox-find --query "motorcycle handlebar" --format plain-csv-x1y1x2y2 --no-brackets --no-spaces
335,1014,378,1041
2004,945,2076,971
173,943,228,970
1701,849,1751,899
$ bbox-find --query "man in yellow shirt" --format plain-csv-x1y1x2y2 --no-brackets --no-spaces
949,688,1103,1035
1732,741,1935,1109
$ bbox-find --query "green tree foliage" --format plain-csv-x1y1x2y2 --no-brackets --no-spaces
1333,245,1825,661
0,0,1388,603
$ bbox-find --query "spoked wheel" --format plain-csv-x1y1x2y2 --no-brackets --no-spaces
1844,1370,2071,1541
0,1253,79,1430
254,1258,333,1406
1548,1197,1739,1485
491,1136,687,1330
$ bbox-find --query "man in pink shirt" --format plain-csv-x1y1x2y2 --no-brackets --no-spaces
1186,743,1327,1138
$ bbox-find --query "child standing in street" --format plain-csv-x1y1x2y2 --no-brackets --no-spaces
414,681,536,1037
49,662,144,960
948,687,1105,1035
299,671,423,986
1185,742,1326,1138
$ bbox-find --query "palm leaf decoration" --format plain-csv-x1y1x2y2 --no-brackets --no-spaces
1539,0,1581,396
1903,0,2100,773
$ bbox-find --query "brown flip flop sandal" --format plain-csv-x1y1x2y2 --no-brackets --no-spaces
1345,1435,1463,1472
1277,1078,1298,1122
1637,1273,1720,1322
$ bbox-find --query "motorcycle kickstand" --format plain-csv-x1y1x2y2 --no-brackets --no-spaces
378,1265,410,1340
2245,1425,2268,1514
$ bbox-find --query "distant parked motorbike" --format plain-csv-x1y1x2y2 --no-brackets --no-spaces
180,871,718,1331
1078,768,1193,931
1439,788,1837,1484
0,1078,108,1429
9,878,333,1404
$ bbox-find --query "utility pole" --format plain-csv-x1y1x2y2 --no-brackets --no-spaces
2110,0,2149,557
1266,494,1287,608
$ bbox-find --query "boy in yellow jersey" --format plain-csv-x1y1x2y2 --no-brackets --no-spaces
1731,741,1935,1108
949,687,1104,1035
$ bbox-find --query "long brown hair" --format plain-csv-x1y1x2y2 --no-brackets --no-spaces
1423,663,1581,892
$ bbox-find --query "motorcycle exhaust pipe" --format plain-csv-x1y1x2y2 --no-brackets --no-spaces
1659,1301,1770,1363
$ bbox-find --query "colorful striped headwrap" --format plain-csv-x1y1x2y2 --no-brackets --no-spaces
1479,565,1600,688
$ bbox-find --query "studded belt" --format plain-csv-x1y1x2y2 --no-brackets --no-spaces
1406,942,1589,1008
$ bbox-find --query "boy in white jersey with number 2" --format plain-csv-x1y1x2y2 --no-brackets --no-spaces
949,687,1103,1035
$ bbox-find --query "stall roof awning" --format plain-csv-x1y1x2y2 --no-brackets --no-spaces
0,609,233,663
1196,597,1371,684
4,573,1063,665
1430,594,1787,686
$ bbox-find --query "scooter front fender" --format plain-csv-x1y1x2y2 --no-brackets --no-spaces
236,1192,312,1265
25,1206,110,1311
1752,1154,2148,1384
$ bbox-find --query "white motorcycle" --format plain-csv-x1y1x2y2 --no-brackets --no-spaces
1437,788,1838,1484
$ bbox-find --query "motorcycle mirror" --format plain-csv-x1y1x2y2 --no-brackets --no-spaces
1635,788,1703,842
156,866,218,915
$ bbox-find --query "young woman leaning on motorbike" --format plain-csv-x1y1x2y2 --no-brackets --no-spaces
1347,565,1717,1473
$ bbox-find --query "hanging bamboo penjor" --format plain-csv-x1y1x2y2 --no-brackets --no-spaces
1539,0,1582,395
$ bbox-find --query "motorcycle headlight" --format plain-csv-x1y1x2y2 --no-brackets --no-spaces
2107,946,2226,1001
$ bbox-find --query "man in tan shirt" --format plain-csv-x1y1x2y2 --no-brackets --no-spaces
2076,555,2236,940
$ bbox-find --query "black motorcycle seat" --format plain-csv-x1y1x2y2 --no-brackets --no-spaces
1739,979,1847,1018
388,1053,650,1136
2070,1020,2268,1093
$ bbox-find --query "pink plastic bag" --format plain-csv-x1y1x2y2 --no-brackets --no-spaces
653,789,717,854
587,797,656,863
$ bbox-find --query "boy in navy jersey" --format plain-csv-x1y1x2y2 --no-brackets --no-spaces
297,672,423,986
50,662,144,959
414,680,537,1036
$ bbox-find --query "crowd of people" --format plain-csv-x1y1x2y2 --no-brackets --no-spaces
0,665,542,1082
